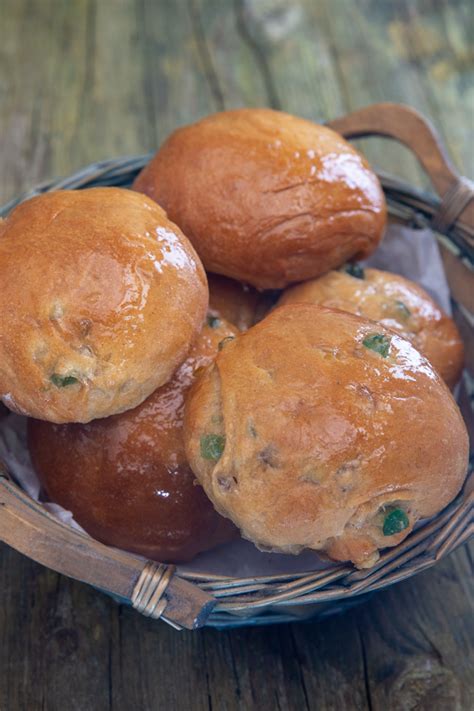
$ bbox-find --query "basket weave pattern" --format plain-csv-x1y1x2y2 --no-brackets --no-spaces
1,146,473,629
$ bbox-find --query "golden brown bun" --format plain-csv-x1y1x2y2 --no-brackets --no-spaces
208,273,261,331
133,109,386,289
0,188,208,423
184,305,468,568
28,318,238,563
278,267,464,388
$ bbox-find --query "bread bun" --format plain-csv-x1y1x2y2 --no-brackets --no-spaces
208,273,260,331
0,188,208,423
184,304,468,568
133,109,386,289
28,318,238,563
278,266,464,388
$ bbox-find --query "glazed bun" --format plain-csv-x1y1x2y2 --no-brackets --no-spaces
28,318,238,563
184,305,468,568
278,266,464,388
0,188,208,423
133,109,386,289
208,273,260,331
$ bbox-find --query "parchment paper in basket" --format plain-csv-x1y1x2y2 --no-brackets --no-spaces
0,223,455,578
362,224,452,314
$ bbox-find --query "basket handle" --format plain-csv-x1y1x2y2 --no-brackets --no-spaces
328,102,474,235
0,467,215,629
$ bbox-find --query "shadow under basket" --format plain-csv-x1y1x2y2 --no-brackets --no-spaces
0,103,473,630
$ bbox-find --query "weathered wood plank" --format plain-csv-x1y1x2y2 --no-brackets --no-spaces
138,0,219,143
191,0,269,109
197,0,472,190
198,0,346,118
314,0,432,188
357,544,474,710
0,549,113,710
386,0,473,176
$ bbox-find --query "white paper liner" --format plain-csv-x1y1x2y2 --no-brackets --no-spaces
0,224,454,577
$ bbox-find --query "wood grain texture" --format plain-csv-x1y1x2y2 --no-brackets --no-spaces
0,0,472,709
0,475,216,630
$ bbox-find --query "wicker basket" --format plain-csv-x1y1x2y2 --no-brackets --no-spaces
0,103,472,630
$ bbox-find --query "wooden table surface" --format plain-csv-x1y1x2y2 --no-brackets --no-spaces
0,1,473,709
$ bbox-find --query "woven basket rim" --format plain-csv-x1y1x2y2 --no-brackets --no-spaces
1,154,472,628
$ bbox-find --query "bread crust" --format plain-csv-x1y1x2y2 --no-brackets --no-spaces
28,318,238,563
279,268,464,388
207,273,261,331
0,188,208,423
184,304,468,568
133,109,386,289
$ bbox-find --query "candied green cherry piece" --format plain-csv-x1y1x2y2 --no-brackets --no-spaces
363,333,391,358
383,508,409,536
207,315,221,329
50,374,79,387
394,300,411,319
218,336,235,351
248,420,257,438
200,434,225,461
345,263,365,279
